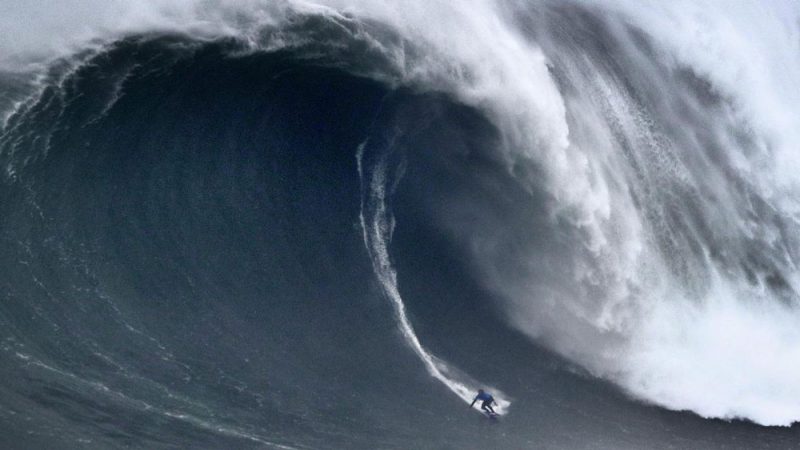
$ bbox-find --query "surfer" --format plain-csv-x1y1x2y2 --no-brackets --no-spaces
469,389,497,415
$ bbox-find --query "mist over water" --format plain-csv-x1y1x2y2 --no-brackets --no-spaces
2,0,800,447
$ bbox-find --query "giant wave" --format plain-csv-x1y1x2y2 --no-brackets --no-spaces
2,1,800,448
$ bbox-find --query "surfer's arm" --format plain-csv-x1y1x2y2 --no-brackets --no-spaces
469,398,477,408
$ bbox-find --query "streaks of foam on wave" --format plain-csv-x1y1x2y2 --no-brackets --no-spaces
356,141,511,415
7,350,297,449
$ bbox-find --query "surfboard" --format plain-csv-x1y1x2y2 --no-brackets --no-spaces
471,406,500,419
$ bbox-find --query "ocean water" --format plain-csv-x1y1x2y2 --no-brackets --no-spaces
1,1,800,448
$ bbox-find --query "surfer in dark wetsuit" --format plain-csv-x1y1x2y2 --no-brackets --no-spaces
469,389,497,415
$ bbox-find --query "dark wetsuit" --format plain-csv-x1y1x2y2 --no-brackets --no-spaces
472,392,496,414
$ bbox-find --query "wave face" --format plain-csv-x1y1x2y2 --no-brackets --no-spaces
2,0,800,448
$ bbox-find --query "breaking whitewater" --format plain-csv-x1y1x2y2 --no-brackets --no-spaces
2,1,800,448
